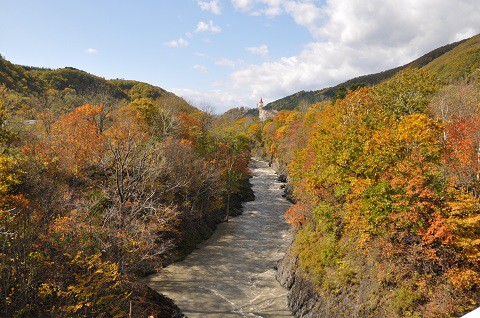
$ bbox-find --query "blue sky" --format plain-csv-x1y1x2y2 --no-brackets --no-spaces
1,1,480,113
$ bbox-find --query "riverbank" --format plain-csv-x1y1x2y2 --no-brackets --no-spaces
276,252,320,317
172,174,255,262
268,158,320,318
142,166,255,316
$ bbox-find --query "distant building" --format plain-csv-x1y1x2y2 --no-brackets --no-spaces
258,98,278,121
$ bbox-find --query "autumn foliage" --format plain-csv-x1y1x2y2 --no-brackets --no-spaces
0,91,252,316
262,70,480,317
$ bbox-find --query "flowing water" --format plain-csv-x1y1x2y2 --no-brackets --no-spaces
148,159,293,317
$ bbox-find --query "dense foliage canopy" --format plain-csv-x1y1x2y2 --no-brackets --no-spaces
261,69,480,317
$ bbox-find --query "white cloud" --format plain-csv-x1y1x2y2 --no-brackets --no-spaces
283,1,323,35
218,0,480,108
194,64,209,73
216,57,236,67
195,20,222,33
229,42,369,102
231,0,255,12
231,0,298,17
164,37,189,47
84,48,98,54
246,44,269,57
198,0,221,15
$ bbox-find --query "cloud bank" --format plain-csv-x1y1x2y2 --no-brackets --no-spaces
181,0,480,113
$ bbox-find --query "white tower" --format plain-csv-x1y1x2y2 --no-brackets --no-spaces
258,98,267,121
258,97,264,109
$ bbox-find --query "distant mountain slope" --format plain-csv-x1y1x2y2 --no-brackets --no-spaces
266,34,479,111
424,33,480,81
25,66,127,98
0,56,195,116
0,56,43,94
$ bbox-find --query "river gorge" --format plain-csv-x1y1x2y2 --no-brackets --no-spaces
148,159,293,317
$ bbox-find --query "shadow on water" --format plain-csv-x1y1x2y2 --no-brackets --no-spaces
148,159,293,318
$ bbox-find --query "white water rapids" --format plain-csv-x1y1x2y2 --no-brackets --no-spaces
148,159,293,317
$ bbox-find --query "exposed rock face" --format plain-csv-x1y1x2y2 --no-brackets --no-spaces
282,183,295,203
276,249,395,318
269,159,296,203
275,252,296,289
276,252,320,318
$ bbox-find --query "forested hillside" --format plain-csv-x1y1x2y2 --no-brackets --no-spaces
0,57,261,316
262,67,480,316
0,56,194,119
265,34,477,111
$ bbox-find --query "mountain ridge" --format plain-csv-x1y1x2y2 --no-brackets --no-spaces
0,56,195,117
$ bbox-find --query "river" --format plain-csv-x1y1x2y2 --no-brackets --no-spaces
148,159,293,317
